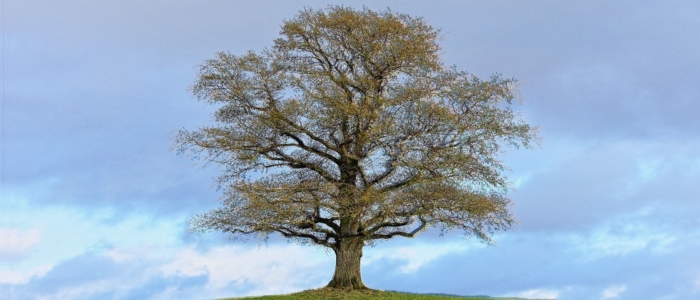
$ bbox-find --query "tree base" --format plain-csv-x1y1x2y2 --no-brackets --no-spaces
325,281,370,290
328,238,367,290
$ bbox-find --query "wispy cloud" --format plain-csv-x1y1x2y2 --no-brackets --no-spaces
512,288,560,299
0,265,52,285
570,211,679,260
363,241,484,274
600,284,627,300
0,228,42,260
2,243,332,299
159,244,330,296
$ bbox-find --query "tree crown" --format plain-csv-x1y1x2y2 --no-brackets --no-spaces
177,6,539,248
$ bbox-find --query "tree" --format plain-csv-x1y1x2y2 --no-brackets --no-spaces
176,6,539,290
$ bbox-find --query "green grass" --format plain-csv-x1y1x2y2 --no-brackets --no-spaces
218,287,553,300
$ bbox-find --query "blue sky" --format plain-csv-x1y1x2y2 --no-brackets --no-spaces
1,1,699,299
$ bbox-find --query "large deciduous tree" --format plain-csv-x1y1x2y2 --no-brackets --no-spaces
176,6,539,290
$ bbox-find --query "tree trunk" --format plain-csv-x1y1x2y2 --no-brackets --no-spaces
326,238,367,289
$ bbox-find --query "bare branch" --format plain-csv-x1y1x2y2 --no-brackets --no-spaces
368,217,429,240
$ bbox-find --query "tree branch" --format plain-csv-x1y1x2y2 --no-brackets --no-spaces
368,217,429,240
276,227,334,248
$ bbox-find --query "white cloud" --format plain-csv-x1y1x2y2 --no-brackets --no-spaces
0,264,52,284
363,241,483,274
103,245,159,263
570,209,678,261
600,284,627,299
0,196,333,298
512,288,559,299
0,195,184,274
33,281,115,300
159,244,331,296
0,228,42,259
2,243,332,299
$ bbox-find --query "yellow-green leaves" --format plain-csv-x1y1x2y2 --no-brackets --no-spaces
177,6,538,250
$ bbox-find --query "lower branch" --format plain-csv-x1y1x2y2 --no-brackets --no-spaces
368,217,429,240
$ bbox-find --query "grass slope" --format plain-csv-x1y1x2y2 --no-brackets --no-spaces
218,288,553,300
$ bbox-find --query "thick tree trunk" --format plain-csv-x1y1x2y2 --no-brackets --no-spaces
326,238,367,289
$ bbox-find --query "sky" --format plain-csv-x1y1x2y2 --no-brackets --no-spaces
1,1,699,299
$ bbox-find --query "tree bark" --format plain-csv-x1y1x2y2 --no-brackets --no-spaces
326,238,367,289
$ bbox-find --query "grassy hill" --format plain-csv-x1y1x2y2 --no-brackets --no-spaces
218,288,553,300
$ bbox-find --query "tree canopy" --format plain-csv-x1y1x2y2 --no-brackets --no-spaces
175,5,539,290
